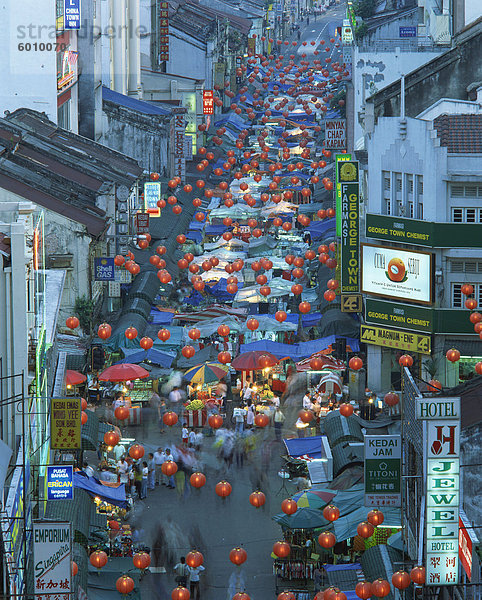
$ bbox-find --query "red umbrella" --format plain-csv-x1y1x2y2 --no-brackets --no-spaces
98,363,149,382
65,370,87,386
231,351,279,371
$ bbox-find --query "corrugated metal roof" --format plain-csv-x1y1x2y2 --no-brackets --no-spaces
331,443,364,478
360,545,404,600
323,412,364,449
102,86,171,116
45,488,92,545
81,409,99,451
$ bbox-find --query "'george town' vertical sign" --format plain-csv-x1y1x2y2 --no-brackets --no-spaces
417,396,460,586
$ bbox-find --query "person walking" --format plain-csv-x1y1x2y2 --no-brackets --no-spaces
173,557,189,588
233,406,245,434
274,407,285,441
164,448,176,488
153,447,164,485
182,424,189,445
134,462,143,498
246,402,255,429
147,453,156,490
140,461,148,499
117,456,129,492
187,564,205,600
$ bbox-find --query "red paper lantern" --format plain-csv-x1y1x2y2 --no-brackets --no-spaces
392,571,411,590
356,521,374,538
371,579,390,598
217,324,230,337
66,316,80,329
181,345,195,358
298,409,313,423
125,326,138,340
129,444,145,460
318,531,336,548
249,491,266,508
133,552,151,570
429,379,442,391
254,413,269,428
218,351,231,364
161,461,178,476
324,588,341,600
299,301,311,314
247,318,259,331
349,356,363,370
114,255,125,266
461,283,474,296
355,581,372,599
190,472,206,488
208,414,223,429
446,348,461,362
171,587,190,600
277,593,295,600
275,310,287,322
114,406,129,420
384,392,399,407
81,397,87,410
72,561,78,576
188,328,201,340
156,245,167,255
163,411,178,427
108,520,120,530
281,498,297,515
410,566,426,585
465,298,478,310
186,551,203,568
324,289,336,302
470,311,482,324
475,361,482,375
229,547,247,565
399,354,413,367
232,594,250,600
216,481,232,498
367,509,384,526
81,411,88,425
339,403,353,417
140,336,153,350
104,430,120,447
98,323,112,339
273,541,291,558
89,550,108,569
323,504,340,522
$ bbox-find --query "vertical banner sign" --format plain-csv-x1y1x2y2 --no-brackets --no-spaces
417,396,461,586
335,154,352,236
64,0,81,29
46,466,73,501
144,182,161,216
203,90,214,115
134,213,149,234
33,522,72,600
325,119,346,149
159,1,169,61
50,398,81,450
173,112,186,181
339,161,360,294
364,435,401,507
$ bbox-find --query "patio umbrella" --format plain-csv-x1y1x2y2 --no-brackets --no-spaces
231,351,279,371
292,488,336,509
98,363,149,382
183,363,229,385
65,370,87,386
272,508,329,530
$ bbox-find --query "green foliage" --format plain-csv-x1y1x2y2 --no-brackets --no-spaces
355,22,368,40
74,295,95,334
353,0,376,19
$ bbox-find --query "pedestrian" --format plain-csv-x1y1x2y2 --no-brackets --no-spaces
242,382,252,403
158,398,167,433
83,461,95,477
147,453,156,490
194,429,204,451
182,424,189,445
246,402,255,429
153,447,164,485
297,29,301,40
216,378,228,411
274,407,285,441
174,557,189,587
140,461,148,499
175,466,186,498
188,428,197,448
164,448,176,488
187,563,205,600
169,386,181,413
134,462,143,498
233,406,245,434
117,456,129,491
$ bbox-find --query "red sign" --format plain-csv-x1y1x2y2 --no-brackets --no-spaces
134,213,150,234
459,515,473,580
203,90,214,115
159,1,169,61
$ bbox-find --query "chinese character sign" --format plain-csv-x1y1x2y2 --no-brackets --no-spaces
33,521,72,600
50,398,81,450
173,113,186,180
94,257,115,281
203,90,214,115
144,182,161,215
159,1,169,61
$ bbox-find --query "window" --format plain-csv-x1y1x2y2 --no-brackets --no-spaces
451,208,482,223
417,176,423,196
450,184,482,197
409,202,414,218
452,283,482,308
450,261,482,273
383,172,391,192
396,173,402,192
58,101,71,130
384,199,391,215
408,175,414,194
418,203,423,219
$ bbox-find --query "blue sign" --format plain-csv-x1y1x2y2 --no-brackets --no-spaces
399,26,417,38
94,257,115,281
47,466,74,500
64,0,81,29
144,182,161,213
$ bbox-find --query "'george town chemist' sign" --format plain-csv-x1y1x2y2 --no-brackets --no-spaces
418,396,460,586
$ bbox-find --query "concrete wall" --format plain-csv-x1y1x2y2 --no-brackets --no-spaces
167,30,208,84
0,0,57,121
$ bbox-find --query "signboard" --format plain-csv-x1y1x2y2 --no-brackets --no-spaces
46,466,73,501
335,154,353,236
422,406,460,585
33,521,72,599
341,293,362,313
416,397,460,420
364,435,401,507
361,324,431,355
159,1,169,61
64,0,81,29
173,113,186,180
340,182,359,293
342,25,353,44
399,26,417,37
459,511,477,580
144,182,161,216
134,213,149,234
93,257,115,281
50,398,81,450
366,213,482,248
325,119,346,149
361,244,433,305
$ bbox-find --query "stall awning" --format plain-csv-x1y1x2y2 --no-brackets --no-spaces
239,335,360,361
323,410,364,448
73,472,128,508
284,436,323,459
45,488,92,545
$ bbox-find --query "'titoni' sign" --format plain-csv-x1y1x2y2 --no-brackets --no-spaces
364,435,401,507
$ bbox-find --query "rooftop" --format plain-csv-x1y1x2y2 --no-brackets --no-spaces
102,86,172,116
433,114,482,153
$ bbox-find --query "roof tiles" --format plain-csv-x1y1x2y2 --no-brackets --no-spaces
433,114,482,153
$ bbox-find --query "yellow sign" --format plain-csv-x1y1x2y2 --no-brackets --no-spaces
341,293,362,313
50,398,82,450
361,324,431,355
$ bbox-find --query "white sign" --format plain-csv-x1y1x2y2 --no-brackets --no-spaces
364,434,401,459
364,435,401,507
173,113,186,180
33,521,72,599
424,406,460,586
325,119,346,149
417,397,460,420
361,244,433,305
342,25,353,44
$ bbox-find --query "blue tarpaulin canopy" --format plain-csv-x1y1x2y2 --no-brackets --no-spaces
149,309,174,325
115,348,175,368
284,436,323,459
266,312,322,327
74,472,128,508
308,218,336,240
239,335,359,360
